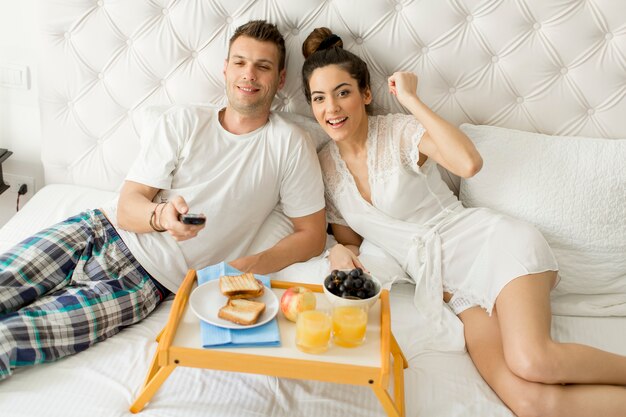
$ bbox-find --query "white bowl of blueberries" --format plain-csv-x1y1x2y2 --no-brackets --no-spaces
323,268,382,308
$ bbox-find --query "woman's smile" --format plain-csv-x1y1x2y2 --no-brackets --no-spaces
327,116,348,128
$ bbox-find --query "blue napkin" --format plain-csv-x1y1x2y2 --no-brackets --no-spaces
196,262,281,348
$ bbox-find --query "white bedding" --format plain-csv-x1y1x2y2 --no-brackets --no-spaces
2,186,625,417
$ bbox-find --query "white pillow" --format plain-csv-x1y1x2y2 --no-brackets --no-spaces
459,124,626,317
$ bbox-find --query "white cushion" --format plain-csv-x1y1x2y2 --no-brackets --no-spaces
459,124,626,316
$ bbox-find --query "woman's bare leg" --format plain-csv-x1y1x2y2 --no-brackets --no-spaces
460,306,626,417
495,271,626,385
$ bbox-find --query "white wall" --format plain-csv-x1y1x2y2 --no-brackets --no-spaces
0,0,43,225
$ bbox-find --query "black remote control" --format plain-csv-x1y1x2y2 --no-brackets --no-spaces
178,213,206,225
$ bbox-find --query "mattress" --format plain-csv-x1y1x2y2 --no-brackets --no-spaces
1,185,625,417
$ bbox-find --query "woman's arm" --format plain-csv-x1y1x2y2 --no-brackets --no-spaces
388,71,483,178
327,223,366,271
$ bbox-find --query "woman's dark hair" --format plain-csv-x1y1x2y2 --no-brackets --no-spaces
301,27,371,107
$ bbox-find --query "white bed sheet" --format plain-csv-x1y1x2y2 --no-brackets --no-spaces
1,185,626,417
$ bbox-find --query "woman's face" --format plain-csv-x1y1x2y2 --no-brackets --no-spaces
308,64,371,143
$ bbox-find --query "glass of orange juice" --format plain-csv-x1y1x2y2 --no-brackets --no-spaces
295,310,331,354
332,305,368,348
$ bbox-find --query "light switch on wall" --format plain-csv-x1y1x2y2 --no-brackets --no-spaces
0,64,30,89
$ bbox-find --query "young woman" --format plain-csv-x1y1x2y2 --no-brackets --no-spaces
301,27,626,417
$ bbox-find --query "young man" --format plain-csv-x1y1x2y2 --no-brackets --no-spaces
0,20,326,380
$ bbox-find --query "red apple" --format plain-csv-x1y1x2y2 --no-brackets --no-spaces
280,286,316,322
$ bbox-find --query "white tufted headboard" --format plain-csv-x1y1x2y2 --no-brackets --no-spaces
37,0,626,192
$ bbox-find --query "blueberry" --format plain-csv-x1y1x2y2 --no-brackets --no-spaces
353,278,363,289
356,290,366,299
337,271,347,279
339,284,346,293
355,267,363,275
349,269,360,278
363,280,375,291
344,277,354,289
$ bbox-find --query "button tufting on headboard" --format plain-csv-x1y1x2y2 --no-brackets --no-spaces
37,0,626,191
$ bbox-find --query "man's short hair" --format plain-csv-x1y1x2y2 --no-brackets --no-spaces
228,20,286,72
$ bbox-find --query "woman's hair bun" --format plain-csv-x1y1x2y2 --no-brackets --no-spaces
302,27,343,59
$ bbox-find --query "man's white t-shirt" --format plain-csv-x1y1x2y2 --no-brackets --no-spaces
103,105,325,293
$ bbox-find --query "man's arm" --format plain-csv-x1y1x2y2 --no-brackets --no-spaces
117,180,161,233
117,180,205,241
229,208,327,275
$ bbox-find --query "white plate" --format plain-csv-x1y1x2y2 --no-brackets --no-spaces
189,279,279,329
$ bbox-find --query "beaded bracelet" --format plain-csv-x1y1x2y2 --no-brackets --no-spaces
149,202,167,232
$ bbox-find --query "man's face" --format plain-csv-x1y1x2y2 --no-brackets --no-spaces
223,36,285,116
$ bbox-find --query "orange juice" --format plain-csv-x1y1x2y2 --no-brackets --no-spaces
332,306,368,347
296,310,331,354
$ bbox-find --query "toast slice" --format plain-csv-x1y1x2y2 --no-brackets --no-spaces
218,298,266,326
219,273,265,299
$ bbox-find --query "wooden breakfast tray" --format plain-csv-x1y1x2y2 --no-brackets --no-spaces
130,270,408,417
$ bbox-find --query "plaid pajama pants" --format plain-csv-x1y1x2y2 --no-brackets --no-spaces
0,209,165,380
